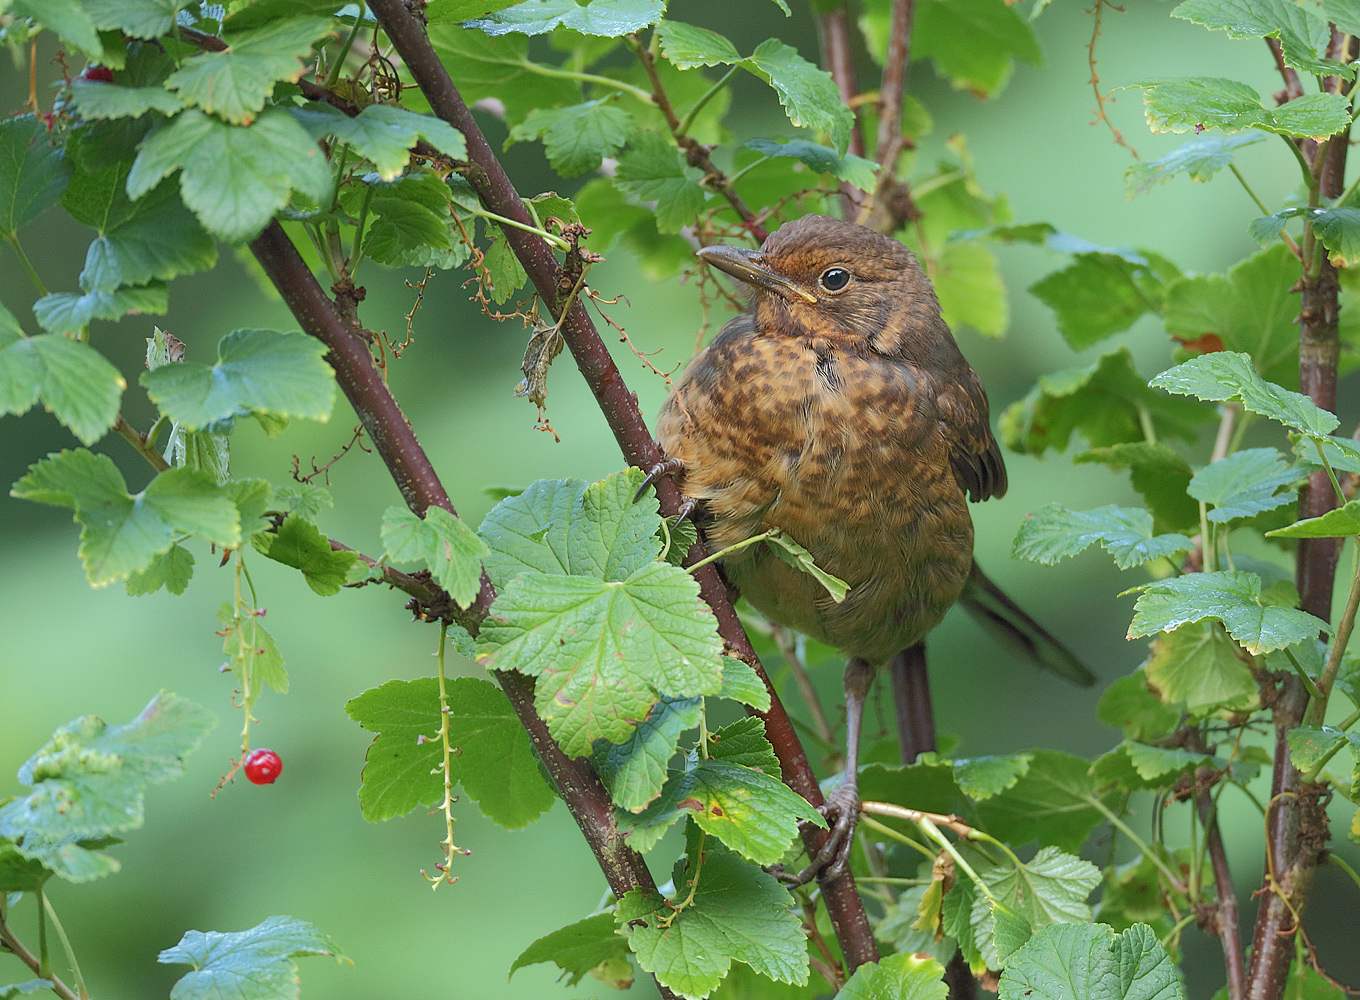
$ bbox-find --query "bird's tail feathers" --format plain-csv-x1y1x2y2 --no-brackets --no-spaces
960,563,1095,687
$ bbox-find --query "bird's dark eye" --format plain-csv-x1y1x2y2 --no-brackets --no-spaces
819,267,852,293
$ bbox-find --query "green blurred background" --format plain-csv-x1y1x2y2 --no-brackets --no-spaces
2,3,1358,997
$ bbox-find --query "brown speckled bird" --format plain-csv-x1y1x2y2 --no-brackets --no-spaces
655,215,1092,873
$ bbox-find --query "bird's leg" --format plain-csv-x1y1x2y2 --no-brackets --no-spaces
781,656,874,885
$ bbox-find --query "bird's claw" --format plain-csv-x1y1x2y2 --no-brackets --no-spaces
777,782,861,887
633,455,685,502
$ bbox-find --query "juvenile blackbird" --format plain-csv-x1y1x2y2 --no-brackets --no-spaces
655,214,1092,872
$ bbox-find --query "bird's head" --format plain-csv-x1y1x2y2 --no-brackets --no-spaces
696,214,946,357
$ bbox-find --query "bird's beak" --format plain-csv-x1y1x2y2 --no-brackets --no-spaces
696,244,818,304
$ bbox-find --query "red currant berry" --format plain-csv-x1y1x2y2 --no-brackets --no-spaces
243,748,282,785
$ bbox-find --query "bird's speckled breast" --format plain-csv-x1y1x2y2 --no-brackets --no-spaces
656,319,974,663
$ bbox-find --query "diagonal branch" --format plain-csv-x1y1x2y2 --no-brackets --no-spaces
246,221,681,999
366,0,878,971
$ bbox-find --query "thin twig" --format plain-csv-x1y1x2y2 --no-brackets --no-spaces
771,625,838,749
113,415,171,473
0,912,79,1000
1087,0,1139,158
632,35,767,242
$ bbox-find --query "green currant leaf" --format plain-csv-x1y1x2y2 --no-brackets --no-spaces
426,26,567,125
479,476,585,582
998,922,1185,1000
909,0,1042,97
477,561,724,757
1096,668,1181,741
1142,620,1258,714
508,100,631,178
1127,77,1351,139
1161,245,1303,388
1012,503,1192,570
1251,206,1360,265
593,695,701,812
1074,443,1199,533
1188,448,1304,523
1128,570,1328,654
1285,725,1354,773
32,284,168,336
467,0,664,36
140,328,335,430
12,450,240,586
744,137,878,191
253,513,357,596
424,0,522,21
82,0,187,38
63,166,217,293
1093,741,1221,792
614,131,706,234
381,506,488,608
166,18,335,125
345,677,443,822
218,601,287,709
616,837,808,997
976,750,1111,852
717,657,771,711
838,953,949,1000
1124,130,1265,198
1028,249,1178,350
477,226,525,304
1150,351,1339,436
953,753,1032,800
158,916,347,999
358,168,468,271
657,19,742,67
66,80,185,118
0,692,213,881
510,912,630,987
1269,498,1360,539
291,103,466,181
619,720,824,862
0,327,124,444
745,39,853,154
932,238,1008,337
1173,0,1347,80
127,108,332,243
125,543,194,596
1001,347,1213,456
8,0,107,62
0,115,72,238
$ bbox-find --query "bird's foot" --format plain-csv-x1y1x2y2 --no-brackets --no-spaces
634,455,685,502
776,781,861,887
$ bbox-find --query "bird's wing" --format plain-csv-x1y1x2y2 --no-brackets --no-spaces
935,365,1008,503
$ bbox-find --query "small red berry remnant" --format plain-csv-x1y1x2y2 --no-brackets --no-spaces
243,748,283,785
80,65,115,83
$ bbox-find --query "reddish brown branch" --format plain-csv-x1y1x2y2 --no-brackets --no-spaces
1185,728,1245,1000
874,0,915,168
1246,79,1349,1000
815,4,868,216
366,0,877,971
1266,37,1306,102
